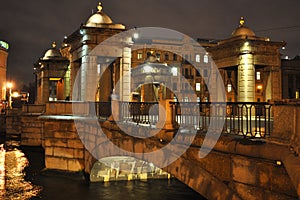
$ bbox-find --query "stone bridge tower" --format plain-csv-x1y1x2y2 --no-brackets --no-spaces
208,17,285,102
62,2,130,102
35,42,69,104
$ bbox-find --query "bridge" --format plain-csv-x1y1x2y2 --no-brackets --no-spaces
4,100,300,200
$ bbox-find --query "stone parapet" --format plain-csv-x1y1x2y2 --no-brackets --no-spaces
269,100,300,155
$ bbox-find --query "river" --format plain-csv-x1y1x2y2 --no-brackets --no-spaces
1,142,206,200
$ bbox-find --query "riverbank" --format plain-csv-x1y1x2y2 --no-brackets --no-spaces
0,141,204,200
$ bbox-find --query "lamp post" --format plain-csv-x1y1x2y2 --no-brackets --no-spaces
6,82,12,109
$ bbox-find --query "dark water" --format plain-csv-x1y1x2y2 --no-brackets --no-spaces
21,147,206,200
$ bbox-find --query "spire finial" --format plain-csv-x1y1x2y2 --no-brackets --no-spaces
97,2,103,12
52,42,56,48
239,17,245,27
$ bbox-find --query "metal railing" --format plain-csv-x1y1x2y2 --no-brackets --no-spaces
94,102,112,120
119,102,159,126
94,101,273,138
170,102,273,138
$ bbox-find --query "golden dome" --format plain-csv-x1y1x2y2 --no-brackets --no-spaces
231,17,255,37
85,2,113,27
42,42,64,60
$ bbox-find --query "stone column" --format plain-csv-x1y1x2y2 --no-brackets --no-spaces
64,66,71,100
119,47,131,102
99,63,112,102
156,99,176,130
80,55,97,101
270,66,282,100
41,76,49,104
238,53,255,102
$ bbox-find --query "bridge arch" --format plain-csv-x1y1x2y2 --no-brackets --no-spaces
83,126,241,200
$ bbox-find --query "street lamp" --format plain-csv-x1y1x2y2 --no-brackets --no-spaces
6,82,12,109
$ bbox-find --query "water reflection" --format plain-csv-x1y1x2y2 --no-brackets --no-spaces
4,148,41,199
0,144,5,196
0,142,205,200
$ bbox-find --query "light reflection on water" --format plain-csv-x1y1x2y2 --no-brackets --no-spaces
3,148,41,200
1,145,205,200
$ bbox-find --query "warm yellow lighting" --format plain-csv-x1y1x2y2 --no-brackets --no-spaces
52,42,56,48
257,85,262,90
227,84,232,93
97,2,103,12
276,161,282,166
6,82,12,89
12,92,20,98
49,78,61,81
239,16,245,26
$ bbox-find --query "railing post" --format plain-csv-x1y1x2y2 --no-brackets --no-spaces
156,99,176,130
269,101,300,147
110,94,120,122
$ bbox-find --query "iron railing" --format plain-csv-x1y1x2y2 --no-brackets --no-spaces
94,102,112,120
119,102,159,126
170,102,273,138
94,101,273,138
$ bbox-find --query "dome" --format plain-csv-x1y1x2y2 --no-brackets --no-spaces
231,17,255,37
85,3,113,27
145,54,159,63
42,42,64,60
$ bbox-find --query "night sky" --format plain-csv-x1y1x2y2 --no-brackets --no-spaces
1,0,300,87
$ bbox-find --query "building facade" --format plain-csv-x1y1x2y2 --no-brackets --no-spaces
0,40,9,101
34,42,69,104
34,4,287,104
281,56,300,99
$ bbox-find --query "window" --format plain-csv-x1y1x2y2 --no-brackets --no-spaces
171,67,178,76
185,83,189,89
173,83,177,90
185,54,189,60
97,64,101,74
204,69,208,77
204,55,209,63
185,68,189,76
173,54,177,61
165,53,169,61
156,53,161,61
147,52,152,58
137,52,143,60
256,71,261,80
227,84,232,93
196,83,201,92
196,54,200,63
196,69,200,76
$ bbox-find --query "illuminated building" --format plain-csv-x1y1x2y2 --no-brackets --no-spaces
208,17,285,102
0,40,9,101
281,55,300,99
34,4,287,103
34,42,69,103
61,2,126,102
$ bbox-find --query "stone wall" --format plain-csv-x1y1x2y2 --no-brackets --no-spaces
8,100,299,199
80,120,298,200
20,105,45,146
271,100,300,154
5,108,22,139
21,114,44,146
42,118,85,172
0,114,5,134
